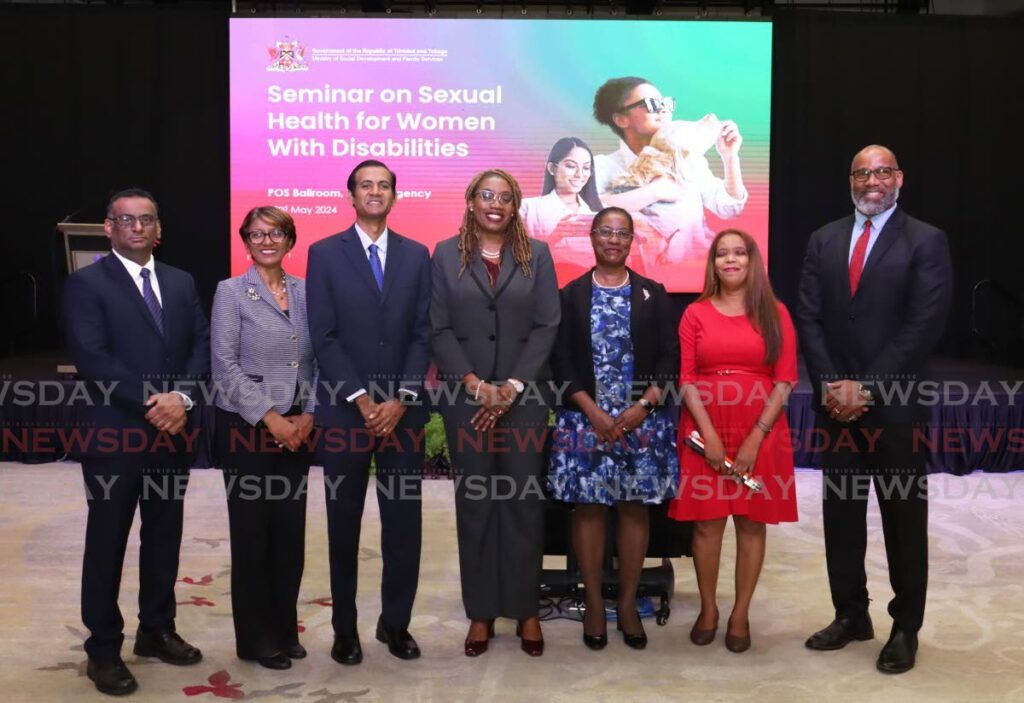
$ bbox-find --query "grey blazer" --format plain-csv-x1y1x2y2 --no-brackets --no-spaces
211,266,318,426
431,236,560,384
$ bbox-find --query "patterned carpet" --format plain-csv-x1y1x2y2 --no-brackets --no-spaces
1,464,1022,703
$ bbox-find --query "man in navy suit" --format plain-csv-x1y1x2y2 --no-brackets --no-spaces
307,160,432,664
798,146,952,674
63,188,210,695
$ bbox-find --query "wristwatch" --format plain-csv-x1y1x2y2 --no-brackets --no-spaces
638,398,654,414
507,378,525,394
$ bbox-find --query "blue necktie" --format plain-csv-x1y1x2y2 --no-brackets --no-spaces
139,268,165,336
368,243,384,291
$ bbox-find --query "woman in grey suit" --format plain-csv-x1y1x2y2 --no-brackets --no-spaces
211,206,317,670
431,169,560,657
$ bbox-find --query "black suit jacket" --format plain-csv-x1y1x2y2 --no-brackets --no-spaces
306,226,432,429
796,207,952,423
552,268,680,411
63,253,211,460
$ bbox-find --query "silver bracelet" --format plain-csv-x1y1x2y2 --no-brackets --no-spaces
474,382,485,401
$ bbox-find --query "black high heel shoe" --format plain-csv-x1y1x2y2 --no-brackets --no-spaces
616,608,648,650
582,604,608,650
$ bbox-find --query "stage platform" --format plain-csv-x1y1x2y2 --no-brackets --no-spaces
2,353,1022,472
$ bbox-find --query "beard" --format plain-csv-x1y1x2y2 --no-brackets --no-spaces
851,185,899,216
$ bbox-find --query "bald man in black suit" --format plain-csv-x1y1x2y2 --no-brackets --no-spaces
797,145,952,674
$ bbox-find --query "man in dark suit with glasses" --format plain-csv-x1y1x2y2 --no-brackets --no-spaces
798,145,952,674
63,187,210,695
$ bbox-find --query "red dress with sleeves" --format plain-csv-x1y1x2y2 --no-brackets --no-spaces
668,299,799,524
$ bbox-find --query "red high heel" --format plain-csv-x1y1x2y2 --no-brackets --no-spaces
515,619,544,657
464,619,495,657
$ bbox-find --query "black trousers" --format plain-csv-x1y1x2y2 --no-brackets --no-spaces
440,395,549,621
322,418,424,635
216,408,311,659
820,419,929,633
81,455,190,661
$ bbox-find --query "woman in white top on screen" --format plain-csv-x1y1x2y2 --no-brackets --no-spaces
591,77,747,260
519,137,604,277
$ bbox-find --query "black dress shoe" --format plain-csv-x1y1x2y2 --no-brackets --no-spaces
331,634,363,665
375,617,421,660
582,632,608,650
877,626,918,674
805,615,874,651
133,630,202,665
257,652,292,670
87,657,138,697
285,643,307,659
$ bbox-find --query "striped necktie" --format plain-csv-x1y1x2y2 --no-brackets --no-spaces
139,268,165,335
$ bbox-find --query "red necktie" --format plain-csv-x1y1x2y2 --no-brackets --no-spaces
849,220,871,295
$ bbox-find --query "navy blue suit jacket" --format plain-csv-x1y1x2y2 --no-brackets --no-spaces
797,207,952,424
306,226,432,429
62,253,211,460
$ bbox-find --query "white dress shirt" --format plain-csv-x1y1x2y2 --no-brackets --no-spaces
355,223,389,272
109,249,194,408
345,224,418,403
110,248,162,304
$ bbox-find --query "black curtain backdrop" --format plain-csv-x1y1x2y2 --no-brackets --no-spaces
1,6,230,353
770,9,1024,361
2,6,1022,364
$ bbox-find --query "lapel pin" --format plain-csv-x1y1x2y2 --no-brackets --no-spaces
642,287,650,301
246,286,261,301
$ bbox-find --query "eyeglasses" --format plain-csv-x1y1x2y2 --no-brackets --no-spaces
620,96,675,114
246,229,287,243
475,189,514,206
592,227,634,241
850,167,900,182
107,214,158,228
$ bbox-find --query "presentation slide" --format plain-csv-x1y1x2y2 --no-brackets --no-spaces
230,18,771,291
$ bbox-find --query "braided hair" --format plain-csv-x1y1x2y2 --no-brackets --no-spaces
457,169,533,278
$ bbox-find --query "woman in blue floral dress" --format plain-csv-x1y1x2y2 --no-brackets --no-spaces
548,207,680,651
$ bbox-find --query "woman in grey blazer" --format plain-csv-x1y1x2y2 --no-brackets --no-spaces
211,206,317,670
432,169,560,657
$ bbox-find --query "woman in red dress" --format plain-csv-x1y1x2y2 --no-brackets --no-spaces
669,228,798,653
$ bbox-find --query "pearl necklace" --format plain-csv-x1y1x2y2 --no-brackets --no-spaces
481,247,502,260
263,275,288,299
592,271,629,289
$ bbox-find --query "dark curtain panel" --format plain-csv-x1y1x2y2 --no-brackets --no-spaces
769,9,1024,363
0,5,229,353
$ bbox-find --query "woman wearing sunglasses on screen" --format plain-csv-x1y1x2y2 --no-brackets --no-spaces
592,76,747,263
547,206,679,651
431,169,560,658
211,206,317,670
